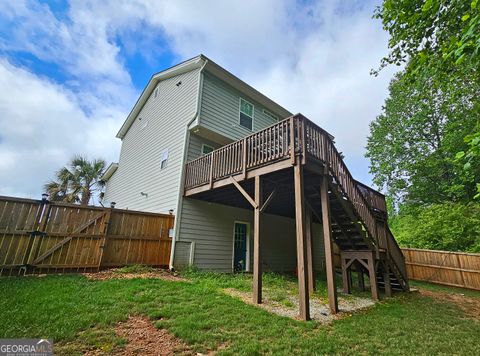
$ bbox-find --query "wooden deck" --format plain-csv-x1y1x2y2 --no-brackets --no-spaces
183,114,408,320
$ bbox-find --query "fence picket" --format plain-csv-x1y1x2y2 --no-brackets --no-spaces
0,196,174,275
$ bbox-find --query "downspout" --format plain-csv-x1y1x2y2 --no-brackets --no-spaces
169,58,208,270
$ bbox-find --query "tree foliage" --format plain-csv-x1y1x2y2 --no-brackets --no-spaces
390,202,480,253
44,156,106,205
374,0,480,201
366,66,480,205
370,1,480,252
374,0,480,73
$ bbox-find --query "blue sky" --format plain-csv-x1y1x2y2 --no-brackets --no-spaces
0,0,396,199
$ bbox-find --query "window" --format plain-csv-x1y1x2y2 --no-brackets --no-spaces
263,109,279,121
201,144,214,155
160,149,169,170
239,98,254,130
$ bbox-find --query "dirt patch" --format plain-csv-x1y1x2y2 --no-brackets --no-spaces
82,268,187,282
114,316,190,356
419,289,480,319
223,288,375,323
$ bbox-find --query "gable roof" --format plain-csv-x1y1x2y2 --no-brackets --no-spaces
116,54,292,139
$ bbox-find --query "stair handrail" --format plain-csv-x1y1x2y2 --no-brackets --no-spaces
385,225,408,282
299,115,379,249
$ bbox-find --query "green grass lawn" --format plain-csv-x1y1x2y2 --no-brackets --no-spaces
0,270,479,355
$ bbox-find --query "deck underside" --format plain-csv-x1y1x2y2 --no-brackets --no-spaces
186,158,325,220
182,114,409,320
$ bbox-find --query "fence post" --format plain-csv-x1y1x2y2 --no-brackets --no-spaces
22,198,47,269
96,209,112,271
26,200,52,272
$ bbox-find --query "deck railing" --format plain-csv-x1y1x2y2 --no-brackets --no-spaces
355,180,388,214
184,115,387,250
184,118,297,189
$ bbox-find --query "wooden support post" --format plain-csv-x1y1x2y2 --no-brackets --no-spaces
320,175,338,314
341,256,351,294
367,253,379,301
230,177,258,209
294,164,310,320
253,175,262,304
259,188,276,213
358,266,365,292
383,261,392,297
305,209,315,294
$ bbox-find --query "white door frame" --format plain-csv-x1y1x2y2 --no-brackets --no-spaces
232,221,251,272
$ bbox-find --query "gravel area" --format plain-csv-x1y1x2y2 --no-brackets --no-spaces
223,288,375,323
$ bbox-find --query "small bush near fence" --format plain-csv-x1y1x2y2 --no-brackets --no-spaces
391,202,480,253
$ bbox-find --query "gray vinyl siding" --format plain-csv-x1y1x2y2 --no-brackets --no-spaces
187,134,221,162
199,72,282,141
175,198,325,272
175,74,325,272
103,68,200,213
174,240,193,268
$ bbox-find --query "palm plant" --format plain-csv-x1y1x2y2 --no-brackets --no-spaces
44,156,106,205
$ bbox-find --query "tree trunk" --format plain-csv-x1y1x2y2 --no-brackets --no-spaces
81,189,91,206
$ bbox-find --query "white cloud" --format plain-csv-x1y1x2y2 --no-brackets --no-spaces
134,0,395,183
0,0,395,199
0,59,121,198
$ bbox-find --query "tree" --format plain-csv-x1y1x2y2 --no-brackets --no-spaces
374,0,480,73
374,0,480,200
44,156,106,205
366,66,479,205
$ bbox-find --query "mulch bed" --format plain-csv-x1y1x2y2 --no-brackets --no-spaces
82,269,187,282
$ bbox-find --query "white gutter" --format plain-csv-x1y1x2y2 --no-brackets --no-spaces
169,58,209,270
100,162,118,182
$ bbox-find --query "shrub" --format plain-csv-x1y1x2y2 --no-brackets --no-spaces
390,203,480,253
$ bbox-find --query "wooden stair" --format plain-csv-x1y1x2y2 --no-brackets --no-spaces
183,114,409,297
306,170,409,294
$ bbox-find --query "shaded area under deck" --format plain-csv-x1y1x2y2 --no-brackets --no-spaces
183,114,409,320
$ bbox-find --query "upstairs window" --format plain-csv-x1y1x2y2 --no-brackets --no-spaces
201,144,214,155
160,149,169,170
239,98,254,130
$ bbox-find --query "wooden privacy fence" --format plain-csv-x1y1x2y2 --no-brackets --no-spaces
402,248,480,290
0,195,174,276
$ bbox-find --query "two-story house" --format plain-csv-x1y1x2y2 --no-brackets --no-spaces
102,55,408,320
